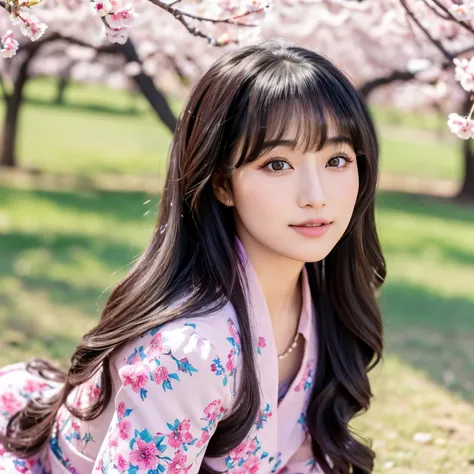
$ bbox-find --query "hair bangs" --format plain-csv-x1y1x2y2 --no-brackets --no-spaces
232,66,368,168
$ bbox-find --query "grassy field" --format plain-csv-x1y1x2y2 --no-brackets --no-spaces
0,78,463,183
0,79,473,472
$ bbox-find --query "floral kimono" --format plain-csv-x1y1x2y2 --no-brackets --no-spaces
0,240,321,473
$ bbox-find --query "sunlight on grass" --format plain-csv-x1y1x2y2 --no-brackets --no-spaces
0,78,463,183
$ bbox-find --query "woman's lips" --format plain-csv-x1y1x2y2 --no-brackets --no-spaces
289,223,332,237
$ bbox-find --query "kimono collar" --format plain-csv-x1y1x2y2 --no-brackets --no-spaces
235,237,314,343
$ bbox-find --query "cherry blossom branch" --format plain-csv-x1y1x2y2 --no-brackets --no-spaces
149,0,261,27
420,0,449,21
426,0,474,35
400,0,453,61
144,0,265,45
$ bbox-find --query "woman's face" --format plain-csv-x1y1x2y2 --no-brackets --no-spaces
224,117,359,264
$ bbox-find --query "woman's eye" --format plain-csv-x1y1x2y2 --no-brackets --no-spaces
265,159,291,172
327,156,350,168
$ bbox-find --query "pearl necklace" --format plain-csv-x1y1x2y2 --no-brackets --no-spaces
278,332,300,360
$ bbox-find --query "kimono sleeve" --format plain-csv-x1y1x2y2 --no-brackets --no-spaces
92,325,233,474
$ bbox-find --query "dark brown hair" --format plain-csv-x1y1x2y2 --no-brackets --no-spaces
1,38,385,474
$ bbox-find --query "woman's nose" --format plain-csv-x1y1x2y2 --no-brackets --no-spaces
297,168,326,209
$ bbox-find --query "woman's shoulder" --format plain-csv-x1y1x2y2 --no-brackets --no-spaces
110,301,242,397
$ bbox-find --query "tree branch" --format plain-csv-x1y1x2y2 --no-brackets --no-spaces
147,0,265,44
358,69,416,101
420,0,449,21
429,0,474,35
400,0,453,61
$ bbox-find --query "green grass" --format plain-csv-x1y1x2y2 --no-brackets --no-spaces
1,78,473,472
0,184,473,472
0,78,464,183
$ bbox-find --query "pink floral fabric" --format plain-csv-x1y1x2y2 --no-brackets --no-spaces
0,240,322,473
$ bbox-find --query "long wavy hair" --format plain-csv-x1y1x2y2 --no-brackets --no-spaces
1,38,386,474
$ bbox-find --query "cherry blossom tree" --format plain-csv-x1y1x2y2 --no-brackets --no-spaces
2,0,474,199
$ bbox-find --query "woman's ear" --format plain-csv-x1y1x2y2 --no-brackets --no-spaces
211,173,234,207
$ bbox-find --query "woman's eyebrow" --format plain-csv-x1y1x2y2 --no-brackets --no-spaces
261,136,353,152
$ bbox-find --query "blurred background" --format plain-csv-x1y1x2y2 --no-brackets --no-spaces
0,0,473,473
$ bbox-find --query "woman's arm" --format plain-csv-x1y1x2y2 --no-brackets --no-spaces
92,325,233,474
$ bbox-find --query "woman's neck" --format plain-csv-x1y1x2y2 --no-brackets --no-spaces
238,234,304,325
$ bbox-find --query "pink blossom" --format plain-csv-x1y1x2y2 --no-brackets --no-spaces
118,419,131,440
105,28,128,45
168,451,188,474
90,0,112,17
95,459,103,472
257,337,266,348
203,399,223,421
129,438,158,471
454,57,474,92
167,419,193,449
228,320,240,344
120,363,149,393
447,113,474,139
1,30,19,58
117,401,126,419
19,14,47,41
105,4,137,29
152,366,169,384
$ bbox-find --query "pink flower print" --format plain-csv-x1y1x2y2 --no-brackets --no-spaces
87,383,100,403
95,459,103,472
71,419,80,431
203,399,223,421
294,361,314,392
0,392,23,414
120,363,149,393
233,454,261,474
148,332,163,356
152,366,169,384
196,430,210,448
23,378,49,393
167,419,193,449
116,455,129,472
228,320,240,344
118,419,131,440
228,441,248,462
226,350,235,372
129,438,159,471
257,336,266,355
117,401,126,420
108,431,119,448
168,451,188,474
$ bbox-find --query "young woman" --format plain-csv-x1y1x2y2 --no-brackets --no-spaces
0,39,386,474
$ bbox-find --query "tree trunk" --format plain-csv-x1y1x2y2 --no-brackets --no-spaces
118,40,177,133
0,53,34,167
55,75,70,105
458,137,474,202
0,35,60,168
